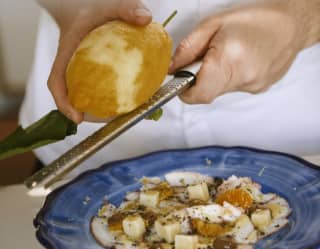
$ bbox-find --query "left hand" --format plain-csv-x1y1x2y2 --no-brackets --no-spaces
38,0,152,123
169,0,316,104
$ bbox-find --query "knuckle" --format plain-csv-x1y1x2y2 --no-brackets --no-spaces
177,37,197,60
58,105,72,119
244,83,267,94
223,40,259,85
224,39,246,65
243,69,258,85
180,90,197,104
55,102,65,113
47,79,54,92
201,96,214,104
195,92,214,104
179,37,192,51
179,95,194,105
180,87,215,105
202,53,214,65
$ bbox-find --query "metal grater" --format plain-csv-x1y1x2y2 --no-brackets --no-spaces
25,63,201,191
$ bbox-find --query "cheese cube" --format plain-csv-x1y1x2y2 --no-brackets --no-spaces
267,203,285,219
155,220,181,243
247,230,258,243
231,215,254,243
187,182,210,202
175,235,198,249
161,244,173,249
122,215,146,239
251,209,272,232
139,190,160,208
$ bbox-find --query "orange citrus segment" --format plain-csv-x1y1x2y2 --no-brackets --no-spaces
216,189,253,209
107,213,125,231
191,219,229,237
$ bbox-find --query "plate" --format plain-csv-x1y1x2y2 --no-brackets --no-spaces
35,146,320,249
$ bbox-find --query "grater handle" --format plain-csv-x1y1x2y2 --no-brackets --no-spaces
179,61,202,75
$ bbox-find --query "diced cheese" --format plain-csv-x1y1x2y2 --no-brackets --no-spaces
155,220,181,243
267,203,286,219
231,215,255,243
197,243,212,249
251,209,272,232
187,182,210,202
247,230,258,243
139,190,160,208
122,215,146,239
161,243,173,249
165,172,214,187
175,235,198,249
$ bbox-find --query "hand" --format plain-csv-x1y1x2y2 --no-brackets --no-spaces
40,0,152,123
169,0,319,104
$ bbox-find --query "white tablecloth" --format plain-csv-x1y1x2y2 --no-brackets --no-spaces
1,155,320,249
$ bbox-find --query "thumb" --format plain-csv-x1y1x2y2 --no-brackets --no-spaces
169,17,221,74
47,34,84,124
117,0,152,26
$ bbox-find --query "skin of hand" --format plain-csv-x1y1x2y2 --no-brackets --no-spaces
169,0,320,105
38,0,152,124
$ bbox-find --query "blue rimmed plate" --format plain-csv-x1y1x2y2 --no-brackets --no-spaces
35,146,320,249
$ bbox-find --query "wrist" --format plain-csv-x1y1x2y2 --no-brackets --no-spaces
289,0,320,49
37,0,62,24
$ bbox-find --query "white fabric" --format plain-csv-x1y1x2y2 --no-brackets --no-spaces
20,0,320,178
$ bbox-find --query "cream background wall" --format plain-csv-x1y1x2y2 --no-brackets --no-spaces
0,0,41,92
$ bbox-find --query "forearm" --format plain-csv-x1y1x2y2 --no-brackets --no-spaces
305,0,320,47
290,0,320,48
36,0,81,30
36,0,120,31
36,0,62,25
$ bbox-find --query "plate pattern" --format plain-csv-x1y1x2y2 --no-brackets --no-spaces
35,147,320,249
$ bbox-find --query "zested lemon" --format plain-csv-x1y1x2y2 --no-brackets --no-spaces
66,21,172,118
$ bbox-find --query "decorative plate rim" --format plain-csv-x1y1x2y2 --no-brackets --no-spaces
34,146,320,249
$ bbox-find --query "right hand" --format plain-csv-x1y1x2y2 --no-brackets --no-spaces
169,0,316,105
45,0,152,123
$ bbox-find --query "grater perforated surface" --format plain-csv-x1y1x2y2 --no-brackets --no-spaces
25,74,195,190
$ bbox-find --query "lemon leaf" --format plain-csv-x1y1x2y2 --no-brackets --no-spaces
0,110,77,160
145,108,163,121
162,10,178,27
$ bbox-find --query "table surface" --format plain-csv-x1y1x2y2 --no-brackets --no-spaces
1,155,320,249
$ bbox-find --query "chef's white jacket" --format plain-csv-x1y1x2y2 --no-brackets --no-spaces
20,0,320,177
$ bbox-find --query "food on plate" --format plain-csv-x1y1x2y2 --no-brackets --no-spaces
91,172,291,249
66,20,172,119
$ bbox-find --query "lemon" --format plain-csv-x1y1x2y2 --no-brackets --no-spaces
66,21,172,118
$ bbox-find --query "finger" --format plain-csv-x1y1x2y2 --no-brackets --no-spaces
117,0,152,26
84,113,115,123
48,35,84,124
179,47,231,104
169,17,221,74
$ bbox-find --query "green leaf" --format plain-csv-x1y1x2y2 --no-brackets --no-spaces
0,110,77,160
162,10,178,28
145,108,163,121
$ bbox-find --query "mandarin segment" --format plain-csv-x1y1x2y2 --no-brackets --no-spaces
191,219,229,237
216,189,253,209
153,182,175,200
107,213,126,231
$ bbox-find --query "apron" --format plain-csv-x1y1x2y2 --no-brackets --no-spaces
19,0,320,178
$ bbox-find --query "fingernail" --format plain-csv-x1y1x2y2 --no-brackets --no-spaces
169,60,174,68
134,8,151,18
168,60,174,73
